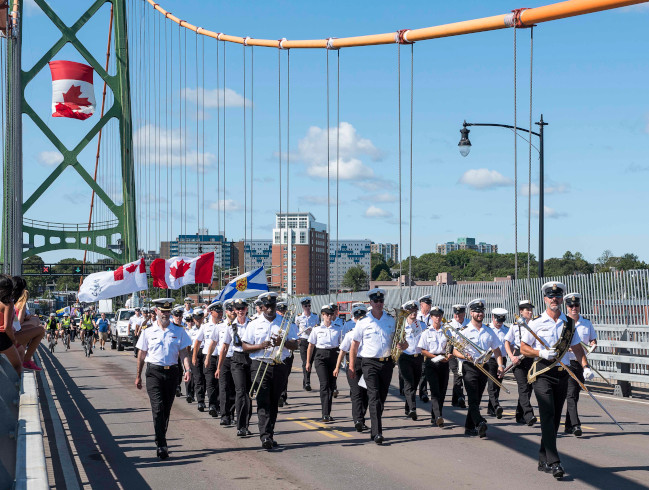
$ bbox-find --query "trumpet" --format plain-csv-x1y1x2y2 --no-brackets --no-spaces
442,322,510,394
390,308,410,363
249,307,296,398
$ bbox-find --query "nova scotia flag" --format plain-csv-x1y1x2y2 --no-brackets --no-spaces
215,266,269,302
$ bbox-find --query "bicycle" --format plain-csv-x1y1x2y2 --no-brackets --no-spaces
82,331,93,357
48,332,56,353
63,330,71,351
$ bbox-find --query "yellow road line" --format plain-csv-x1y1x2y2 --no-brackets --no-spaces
305,419,354,438
287,418,339,439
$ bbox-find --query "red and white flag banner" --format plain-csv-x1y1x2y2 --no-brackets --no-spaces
78,258,147,302
49,60,96,120
150,252,215,289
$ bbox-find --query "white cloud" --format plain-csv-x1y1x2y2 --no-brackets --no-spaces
356,192,397,203
533,205,567,219
458,168,513,190
294,122,383,181
209,199,243,212
24,0,44,16
364,205,392,219
134,124,215,169
37,150,64,166
183,87,250,108
519,182,570,196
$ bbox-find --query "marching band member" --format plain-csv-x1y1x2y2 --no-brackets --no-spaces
504,299,537,425
520,282,593,479
452,299,504,438
211,299,236,425
135,298,192,460
398,300,425,420
242,292,298,449
194,302,222,416
334,303,369,431
171,306,185,397
486,308,509,419
563,292,597,437
183,297,194,315
217,298,253,437
296,297,318,392
349,288,406,445
276,302,293,406
330,303,345,398
416,295,433,402
418,306,450,427
306,303,343,422
185,310,201,403
449,304,469,408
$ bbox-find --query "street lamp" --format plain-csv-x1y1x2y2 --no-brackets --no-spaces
458,115,548,278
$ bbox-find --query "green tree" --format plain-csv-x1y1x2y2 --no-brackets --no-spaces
341,266,368,292
376,269,391,281
53,258,84,291
23,255,47,294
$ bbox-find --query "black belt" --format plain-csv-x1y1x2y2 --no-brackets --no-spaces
365,357,392,362
401,353,421,358
148,363,179,371
316,347,338,351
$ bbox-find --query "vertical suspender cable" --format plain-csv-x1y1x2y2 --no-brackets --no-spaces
157,13,161,250
196,32,200,237
223,41,226,241
287,49,291,295
326,49,330,303
250,46,254,257
278,48,282,292
397,43,403,305
335,50,340,303
243,44,247,270
201,36,205,241
217,39,220,237
513,25,519,285
184,28,188,236
178,24,182,241
527,27,534,280
166,17,170,243
409,43,413,295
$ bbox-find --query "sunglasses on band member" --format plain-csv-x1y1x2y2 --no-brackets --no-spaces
566,303,580,308
545,293,563,299
371,298,385,304
235,306,247,311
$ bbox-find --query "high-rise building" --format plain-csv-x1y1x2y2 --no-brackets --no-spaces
234,239,273,272
437,237,498,255
371,242,399,263
271,212,328,295
161,230,237,270
329,240,372,291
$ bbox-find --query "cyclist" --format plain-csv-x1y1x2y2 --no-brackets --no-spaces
61,313,72,349
45,313,58,345
80,310,96,350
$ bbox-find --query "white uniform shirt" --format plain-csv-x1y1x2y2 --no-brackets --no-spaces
450,317,470,330
568,315,596,362
308,324,343,349
352,311,396,358
333,317,344,329
342,319,356,338
521,311,582,365
418,326,448,354
417,311,431,325
241,314,298,363
222,318,250,354
188,325,204,349
504,323,523,349
196,321,219,356
490,323,509,359
455,323,502,360
402,319,424,355
339,330,355,353
296,312,319,340
129,314,145,333
215,320,236,358
136,321,192,366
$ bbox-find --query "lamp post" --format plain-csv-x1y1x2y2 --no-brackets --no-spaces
458,115,548,278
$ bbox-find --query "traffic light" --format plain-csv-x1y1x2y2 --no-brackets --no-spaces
42,265,51,274
74,266,82,274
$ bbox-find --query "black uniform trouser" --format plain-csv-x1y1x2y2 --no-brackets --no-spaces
533,366,569,465
231,351,252,430
418,370,429,398
206,355,220,411
133,334,140,357
361,358,394,438
299,339,311,387
176,359,183,391
281,352,294,402
398,354,423,413
424,358,450,420
514,357,535,423
347,356,368,423
565,360,584,431
145,364,178,447
449,357,465,404
219,356,236,419
191,351,206,403
314,348,338,417
185,350,195,397
486,358,506,413
463,363,488,430
252,360,287,439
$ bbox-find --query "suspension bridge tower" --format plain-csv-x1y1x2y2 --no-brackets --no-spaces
1,0,137,276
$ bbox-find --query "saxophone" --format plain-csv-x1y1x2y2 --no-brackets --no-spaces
390,308,411,363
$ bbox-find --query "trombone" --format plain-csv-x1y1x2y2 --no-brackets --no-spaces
442,322,510,394
249,307,296,398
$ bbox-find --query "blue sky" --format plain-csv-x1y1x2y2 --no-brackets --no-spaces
16,0,649,265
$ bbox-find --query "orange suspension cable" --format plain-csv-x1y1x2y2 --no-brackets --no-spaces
145,0,647,48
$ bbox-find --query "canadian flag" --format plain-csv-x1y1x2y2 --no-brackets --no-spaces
49,60,96,120
150,252,215,289
78,258,147,303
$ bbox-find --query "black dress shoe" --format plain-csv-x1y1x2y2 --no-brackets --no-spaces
538,461,551,473
478,421,488,438
527,416,537,426
209,407,218,417
197,402,205,412
305,384,312,392
487,410,496,417
516,417,524,424
278,398,285,407
572,426,582,437
458,397,466,409
362,424,370,431
220,417,231,426
157,446,169,460
435,416,444,427
420,394,430,403
186,396,194,403
333,389,339,398
374,434,384,445
495,406,503,419
354,421,363,432
175,387,182,397
408,410,417,421
237,428,247,437
464,428,478,436
550,463,565,479
245,428,252,436
262,437,273,449
272,439,278,447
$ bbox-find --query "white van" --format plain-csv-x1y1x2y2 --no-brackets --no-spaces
111,308,135,351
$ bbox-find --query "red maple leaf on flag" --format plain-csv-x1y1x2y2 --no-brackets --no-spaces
125,262,138,274
170,260,191,279
62,85,90,109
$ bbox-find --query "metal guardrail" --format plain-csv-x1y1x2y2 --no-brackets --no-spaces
0,355,20,488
